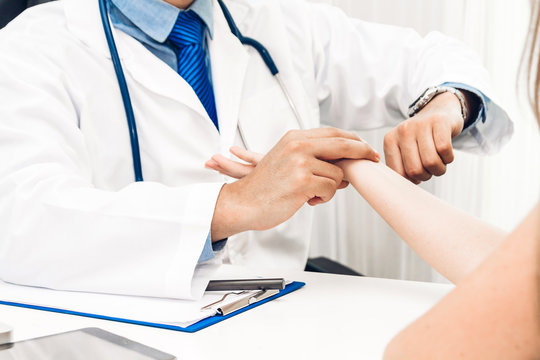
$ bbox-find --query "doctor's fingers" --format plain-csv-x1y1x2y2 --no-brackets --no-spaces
417,126,447,176
304,175,339,206
383,131,410,181
399,134,432,183
433,121,455,165
308,138,380,162
285,127,362,142
310,158,346,188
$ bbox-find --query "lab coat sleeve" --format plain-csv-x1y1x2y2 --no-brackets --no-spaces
0,36,222,300
292,1,513,154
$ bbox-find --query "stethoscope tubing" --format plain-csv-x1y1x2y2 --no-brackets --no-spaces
98,0,144,182
216,0,278,76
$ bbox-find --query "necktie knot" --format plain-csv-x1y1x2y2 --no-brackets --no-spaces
168,10,205,48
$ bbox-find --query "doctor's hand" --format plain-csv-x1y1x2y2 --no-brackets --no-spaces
383,92,472,184
209,128,380,240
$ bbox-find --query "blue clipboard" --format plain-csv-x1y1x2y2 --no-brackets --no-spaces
0,281,305,333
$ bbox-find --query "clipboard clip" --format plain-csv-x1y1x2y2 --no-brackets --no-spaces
205,278,285,292
201,289,280,316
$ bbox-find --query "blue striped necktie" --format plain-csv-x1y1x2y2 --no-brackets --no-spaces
168,11,219,131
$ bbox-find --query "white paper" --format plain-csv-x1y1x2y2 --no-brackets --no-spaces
0,280,256,328
0,265,287,328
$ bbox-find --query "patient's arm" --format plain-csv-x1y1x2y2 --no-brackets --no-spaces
340,159,506,283
384,203,540,359
207,148,505,283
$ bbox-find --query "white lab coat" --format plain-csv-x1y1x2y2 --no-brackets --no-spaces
0,0,511,299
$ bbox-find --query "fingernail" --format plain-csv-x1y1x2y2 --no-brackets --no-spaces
206,160,218,168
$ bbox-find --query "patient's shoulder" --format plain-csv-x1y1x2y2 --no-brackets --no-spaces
384,202,540,359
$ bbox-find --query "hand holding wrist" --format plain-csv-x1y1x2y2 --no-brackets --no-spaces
209,128,380,240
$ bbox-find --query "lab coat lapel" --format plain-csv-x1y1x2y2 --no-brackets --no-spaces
63,0,215,132
209,1,250,153
120,38,214,130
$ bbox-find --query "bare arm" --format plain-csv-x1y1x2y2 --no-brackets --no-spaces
339,159,506,283
205,148,504,282
384,203,540,359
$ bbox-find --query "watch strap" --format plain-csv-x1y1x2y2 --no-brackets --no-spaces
408,86,468,121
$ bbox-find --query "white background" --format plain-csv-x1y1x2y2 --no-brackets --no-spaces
308,0,540,282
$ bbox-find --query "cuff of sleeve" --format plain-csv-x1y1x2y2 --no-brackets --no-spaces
197,233,228,263
441,82,513,154
162,182,225,299
441,82,486,131
198,232,215,263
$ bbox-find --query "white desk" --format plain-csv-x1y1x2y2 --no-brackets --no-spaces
0,271,452,360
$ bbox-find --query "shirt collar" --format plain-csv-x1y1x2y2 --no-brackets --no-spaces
110,0,214,43
189,0,214,39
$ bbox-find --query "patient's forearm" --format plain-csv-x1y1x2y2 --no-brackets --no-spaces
340,160,506,283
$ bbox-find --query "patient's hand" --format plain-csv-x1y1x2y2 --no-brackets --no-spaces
205,146,262,179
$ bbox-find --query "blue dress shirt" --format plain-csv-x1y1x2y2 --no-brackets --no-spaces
108,0,221,263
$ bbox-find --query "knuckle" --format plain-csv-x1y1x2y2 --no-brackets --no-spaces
406,165,425,178
433,166,447,176
427,166,443,177
293,171,311,186
423,156,442,170
293,156,309,169
322,182,337,199
362,143,376,154
397,122,414,138
327,187,337,200
408,175,421,183
286,139,305,152
334,167,344,182
437,142,453,156
419,171,432,181
285,129,300,140
383,132,396,147
325,127,341,137
337,138,352,152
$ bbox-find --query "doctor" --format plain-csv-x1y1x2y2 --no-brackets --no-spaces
0,0,511,299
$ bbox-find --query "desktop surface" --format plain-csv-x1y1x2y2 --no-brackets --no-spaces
0,270,452,360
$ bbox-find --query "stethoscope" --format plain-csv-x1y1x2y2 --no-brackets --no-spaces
98,0,304,182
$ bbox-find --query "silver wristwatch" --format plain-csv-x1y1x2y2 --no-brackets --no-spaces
408,86,468,121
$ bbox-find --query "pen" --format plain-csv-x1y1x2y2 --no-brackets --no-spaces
206,278,285,291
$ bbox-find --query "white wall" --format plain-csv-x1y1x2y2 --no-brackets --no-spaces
308,0,540,282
